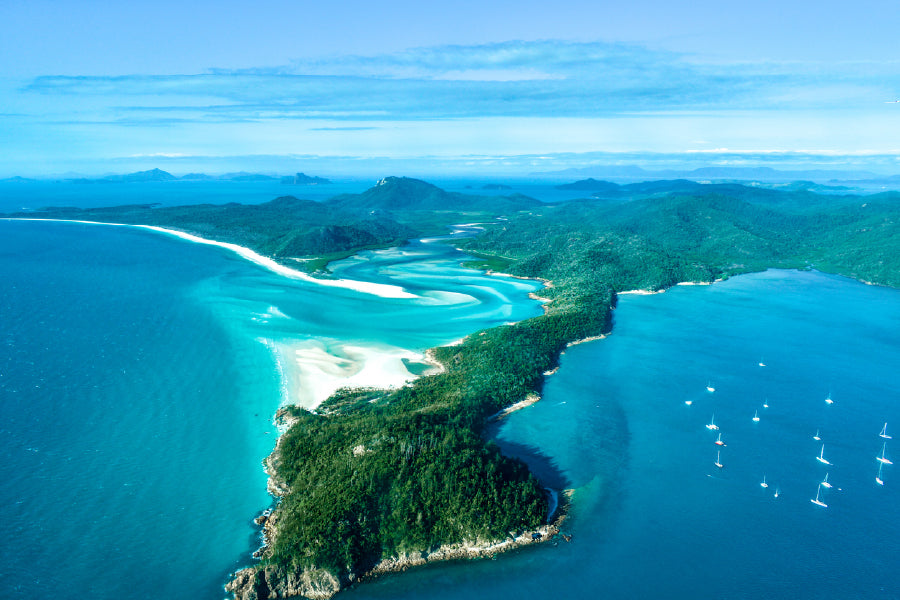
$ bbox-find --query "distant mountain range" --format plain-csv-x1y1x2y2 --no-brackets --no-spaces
280,172,332,185
544,165,900,183
0,168,332,184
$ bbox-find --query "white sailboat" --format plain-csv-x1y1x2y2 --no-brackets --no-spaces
760,475,768,488
758,360,766,367
877,442,893,465
752,410,760,423
706,382,716,393
714,432,726,446
821,473,833,489
876,462,885,486
714,450,723,469
763,398,769,409
706,415,719,431
813,429,821,441
810,483,828,507
880,423,892,440
774,486,780,498
684,399,692,406
825,393,834,405
816,444,832,465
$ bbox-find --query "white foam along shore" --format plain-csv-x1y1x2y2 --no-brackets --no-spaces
3,218,418,299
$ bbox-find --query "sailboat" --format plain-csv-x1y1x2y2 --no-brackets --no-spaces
706,415,719,431
714,450,723,469
684,399,692,406
813,429,821,441
810,483,828,507
706,382,716,393
714,432,726,446
877,442,893,465
825,393,834,405
880,423,892,440
876,462,885,486
758,360,766,367
821,473,833,489
774,486,780,498
816,444,832,465
763,398,769,409
752,410,760,423
760,475,768,488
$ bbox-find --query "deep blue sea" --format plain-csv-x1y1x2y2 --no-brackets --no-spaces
2,183,900,600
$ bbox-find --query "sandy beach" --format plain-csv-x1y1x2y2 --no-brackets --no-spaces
4,218,419,299
273,339,440,410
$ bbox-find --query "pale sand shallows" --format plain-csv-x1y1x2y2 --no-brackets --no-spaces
275,339,440,410
4,218,418,299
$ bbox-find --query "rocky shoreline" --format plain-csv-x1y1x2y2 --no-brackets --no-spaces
227,498,570,600
226,402,571,600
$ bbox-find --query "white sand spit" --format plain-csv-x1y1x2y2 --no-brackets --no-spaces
4,218,417,299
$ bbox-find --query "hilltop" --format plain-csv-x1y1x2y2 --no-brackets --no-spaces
1,176,542,271
331,176,540,212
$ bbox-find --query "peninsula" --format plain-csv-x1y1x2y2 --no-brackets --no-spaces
5,177,899,599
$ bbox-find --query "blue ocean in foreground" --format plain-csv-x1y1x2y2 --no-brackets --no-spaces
3,215,900,599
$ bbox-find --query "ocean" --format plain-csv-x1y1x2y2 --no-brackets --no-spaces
0,217,543,599
2,184,899,599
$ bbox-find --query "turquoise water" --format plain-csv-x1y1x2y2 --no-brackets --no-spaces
0,219,542,599
3,215,900,599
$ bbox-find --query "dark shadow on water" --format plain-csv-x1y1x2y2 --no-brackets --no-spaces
485,424,572,491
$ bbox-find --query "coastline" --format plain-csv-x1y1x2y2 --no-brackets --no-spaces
2,218,418,299
11,216,570,598
233,404,571,600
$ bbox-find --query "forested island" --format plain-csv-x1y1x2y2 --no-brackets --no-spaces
5,177,899,599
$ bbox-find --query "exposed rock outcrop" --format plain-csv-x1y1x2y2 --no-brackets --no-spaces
226,564,343,600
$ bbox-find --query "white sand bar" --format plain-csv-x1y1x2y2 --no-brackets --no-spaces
277,339,435,410
4,218,418,299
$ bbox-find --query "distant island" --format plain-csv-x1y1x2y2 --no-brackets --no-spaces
281,172,332,185
542,164,892,182
5,177,898,599
11,168,332,184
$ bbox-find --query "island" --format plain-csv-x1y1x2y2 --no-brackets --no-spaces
5,176,899,599
281,172,333,185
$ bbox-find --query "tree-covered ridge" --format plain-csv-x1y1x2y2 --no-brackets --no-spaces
330,176,542,213
4,177,541,271
458,189,900,292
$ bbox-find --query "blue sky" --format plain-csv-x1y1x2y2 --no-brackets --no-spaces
1,0,899,176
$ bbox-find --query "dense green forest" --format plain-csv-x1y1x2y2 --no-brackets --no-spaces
6,177,899,597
